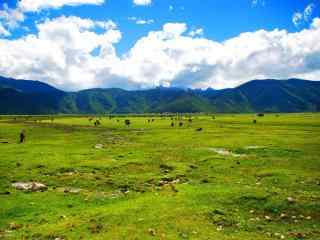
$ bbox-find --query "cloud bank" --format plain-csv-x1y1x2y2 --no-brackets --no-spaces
0,16,320,90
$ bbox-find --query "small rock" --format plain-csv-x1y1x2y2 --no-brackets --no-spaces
12,182,47,192
148,228,156,236
291,232,305,238
64,188,81,194
9,222,22,230
280,213,287,219
265,215,272,221
216,226,223,231
287,197,296,203
95,144,104,149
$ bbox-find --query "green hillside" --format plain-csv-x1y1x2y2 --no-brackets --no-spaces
0,76,319,114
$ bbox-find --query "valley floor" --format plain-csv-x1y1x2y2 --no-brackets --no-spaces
0,113,319,239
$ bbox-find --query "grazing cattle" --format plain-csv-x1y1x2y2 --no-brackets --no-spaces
125,119,131,127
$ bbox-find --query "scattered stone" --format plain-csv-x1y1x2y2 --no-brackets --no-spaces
274,233,285,239
12,182,47,192
290,232,306,239
209,148,246,158
64,171,76,176
245,146,264,150
95,144,103,149
148,228,156,236
280,213,288,219
287,197,296,204
216,226,223,231
9,222,22,230
63,188,81,194
264,215,272,221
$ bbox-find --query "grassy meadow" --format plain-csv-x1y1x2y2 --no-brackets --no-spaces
0,113,319,239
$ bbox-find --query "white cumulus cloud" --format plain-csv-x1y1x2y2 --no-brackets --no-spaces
128,17,154,25
189,28,204,37
0,3,25,32
0,22,10,36
18,0,105,12
1,17,320,91
133,0,152,6
252,0,266,7
0,0,104,36
0,16,121,90
292,3,316,27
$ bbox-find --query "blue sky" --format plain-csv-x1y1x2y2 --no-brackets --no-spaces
0,0,319,90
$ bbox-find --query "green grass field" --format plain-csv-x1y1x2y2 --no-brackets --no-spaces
0,113,319,240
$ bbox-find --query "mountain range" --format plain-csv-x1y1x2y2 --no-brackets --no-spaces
0,76,320,114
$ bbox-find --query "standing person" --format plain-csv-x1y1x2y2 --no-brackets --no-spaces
19,130,26,143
